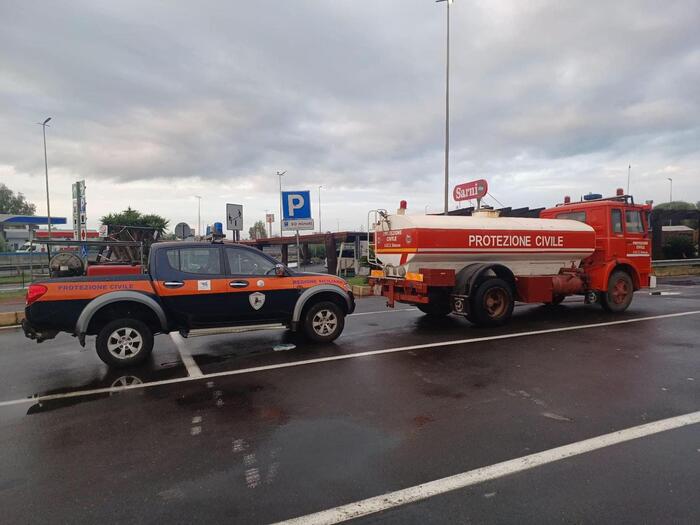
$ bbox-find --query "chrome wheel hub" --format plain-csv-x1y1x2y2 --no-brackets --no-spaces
312,309,338,336
106,327,143,359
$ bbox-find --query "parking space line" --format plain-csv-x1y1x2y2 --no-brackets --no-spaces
0,309,699,409
274,410,700,524
170,333,203,377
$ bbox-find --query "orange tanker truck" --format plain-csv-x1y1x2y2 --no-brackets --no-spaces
368,189,653,326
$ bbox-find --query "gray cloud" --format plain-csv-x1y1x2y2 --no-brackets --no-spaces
1,0,698,227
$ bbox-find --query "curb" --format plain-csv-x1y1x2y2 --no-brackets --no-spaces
0,310,24,328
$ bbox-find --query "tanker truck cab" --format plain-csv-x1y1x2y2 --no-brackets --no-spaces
369,190,652,327
540,190,653,306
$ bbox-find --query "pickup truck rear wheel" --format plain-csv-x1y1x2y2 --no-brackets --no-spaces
96,318,154,368
302,301,345,343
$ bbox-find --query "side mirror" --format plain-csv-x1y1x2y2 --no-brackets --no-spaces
275,264,286,277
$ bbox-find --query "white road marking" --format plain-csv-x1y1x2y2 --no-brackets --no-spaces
170,333,203,378
1,309,699,408
349,308,417,317
275,410,700,525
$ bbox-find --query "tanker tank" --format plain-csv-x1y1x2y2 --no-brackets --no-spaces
373,210,596,278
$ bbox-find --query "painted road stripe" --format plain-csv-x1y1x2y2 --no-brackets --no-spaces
1,309,699,408
275,410,700,525
170,332,203,377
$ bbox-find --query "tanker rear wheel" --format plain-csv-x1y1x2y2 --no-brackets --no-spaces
417,302,451,317
469,278,514,327
416,291,452,318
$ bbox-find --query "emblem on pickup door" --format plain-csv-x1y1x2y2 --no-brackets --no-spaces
249,292,266,310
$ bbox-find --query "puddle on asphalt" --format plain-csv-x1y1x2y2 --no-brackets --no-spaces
21,364,187,416
272,344,296,352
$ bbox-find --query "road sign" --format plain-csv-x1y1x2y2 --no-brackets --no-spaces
453,179,488,202
72,180,87,241
266,213,275,224
282,218,314,231
226,203,243,231
282,191,311,220
174,222,192,239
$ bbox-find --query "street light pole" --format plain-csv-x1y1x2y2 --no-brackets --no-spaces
277,170,286,237
667,178,673,203
437,0,453,215
318,185,322,233
195,195,202,237
39,117,52,235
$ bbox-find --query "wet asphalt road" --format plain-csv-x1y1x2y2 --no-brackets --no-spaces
0,279,699,524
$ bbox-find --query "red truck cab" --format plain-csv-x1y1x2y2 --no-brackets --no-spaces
540,191,653,292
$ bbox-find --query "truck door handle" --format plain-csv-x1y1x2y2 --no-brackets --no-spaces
163,281,184,288
229,280,249,288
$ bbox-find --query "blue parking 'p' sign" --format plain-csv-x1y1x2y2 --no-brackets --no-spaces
282,191,311,220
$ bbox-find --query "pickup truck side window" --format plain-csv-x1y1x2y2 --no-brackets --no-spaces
611,209,623,234
225,247,276,276
166,247,221,275
625,210,644,233
556,211,586,222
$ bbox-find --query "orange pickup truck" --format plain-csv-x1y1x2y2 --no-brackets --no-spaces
23,241,355,368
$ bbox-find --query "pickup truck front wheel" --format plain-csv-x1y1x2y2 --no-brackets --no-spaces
302,301,345,343
96,319,154,368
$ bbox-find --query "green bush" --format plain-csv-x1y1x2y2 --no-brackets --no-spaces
662,236,696,259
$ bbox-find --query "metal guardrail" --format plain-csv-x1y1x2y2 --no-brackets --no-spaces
652,258,700,267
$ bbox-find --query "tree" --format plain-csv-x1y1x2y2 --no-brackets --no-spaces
653,201,697,210
100,207,169,234
654,201,699,229
248,220,268,240
663,236,696,259
0,183,36,215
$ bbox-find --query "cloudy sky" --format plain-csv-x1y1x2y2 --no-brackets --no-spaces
1,0,698,236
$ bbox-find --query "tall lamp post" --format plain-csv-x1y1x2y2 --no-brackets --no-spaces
38,117,52,235
277,170,286,237
436,0,453,215
195,195,202,237
318,185,323,233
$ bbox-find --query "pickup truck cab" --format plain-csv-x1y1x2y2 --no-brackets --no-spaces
22,241,355,368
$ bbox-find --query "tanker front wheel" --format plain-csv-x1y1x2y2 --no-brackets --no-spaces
469,278,514,327
601,271,634,313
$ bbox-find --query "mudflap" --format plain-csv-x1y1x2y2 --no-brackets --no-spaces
22,318,58,343
450,294,470,317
